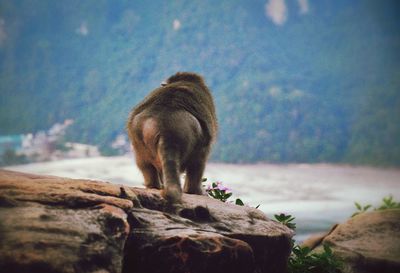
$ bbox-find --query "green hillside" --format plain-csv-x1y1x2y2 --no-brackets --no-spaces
0,0,399,165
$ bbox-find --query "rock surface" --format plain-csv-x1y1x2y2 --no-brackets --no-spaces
307,209,400,273
0,170,293,273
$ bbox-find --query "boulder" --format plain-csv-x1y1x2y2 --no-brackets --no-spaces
0,170,293,273
306,209,400,273
0,170,131,273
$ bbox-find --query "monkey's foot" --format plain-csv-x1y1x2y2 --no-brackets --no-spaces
162,184,182,204
183,187,204,195
146,185,162,190
144,182,162,190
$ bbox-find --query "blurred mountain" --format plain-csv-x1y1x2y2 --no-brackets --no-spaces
0,0,399,165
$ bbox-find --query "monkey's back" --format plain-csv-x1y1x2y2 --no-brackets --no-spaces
128,81,217,145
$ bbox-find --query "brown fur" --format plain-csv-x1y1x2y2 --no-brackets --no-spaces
126,72,217,203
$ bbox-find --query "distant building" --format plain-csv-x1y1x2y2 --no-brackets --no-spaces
21,131,53,161
1,119,102,165
63,142,100,158
0,135,24,155
111,134,131,154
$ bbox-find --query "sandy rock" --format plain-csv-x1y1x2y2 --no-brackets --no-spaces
301,223,338,250
0,170,293,273
0,170,130,273
310,209,400,273
0,169,135,210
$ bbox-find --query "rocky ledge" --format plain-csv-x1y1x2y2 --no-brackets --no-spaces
0,170,293,273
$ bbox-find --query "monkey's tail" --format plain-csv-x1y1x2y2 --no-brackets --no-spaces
158,137,182,203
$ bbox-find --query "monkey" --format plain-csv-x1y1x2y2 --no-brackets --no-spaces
126,72,217,203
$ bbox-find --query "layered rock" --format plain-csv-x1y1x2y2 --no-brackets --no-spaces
0,170,293,273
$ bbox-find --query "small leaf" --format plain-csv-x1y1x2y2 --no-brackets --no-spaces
292,245,302,256
363,204,372,211
384,196,392,204
225,192,232,199
301,246,311,255
235,198,244,206
274,214,283,221
355,202,362,210
255,204,260,209
323,244,332,255
351,212,359,218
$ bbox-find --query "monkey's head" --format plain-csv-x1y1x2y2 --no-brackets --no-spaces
161,72,205,87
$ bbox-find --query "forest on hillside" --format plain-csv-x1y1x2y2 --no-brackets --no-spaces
0,0,399,165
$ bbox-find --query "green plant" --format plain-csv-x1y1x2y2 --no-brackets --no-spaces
274,213,297,230
352,195,399,217
274,213,342,273
204,179,260,208
289,244,342,273
376,195,400,210
351,202,372,217
205,181,232,202
235,198,244,206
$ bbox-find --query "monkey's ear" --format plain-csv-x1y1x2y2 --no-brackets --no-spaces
160,81,167,86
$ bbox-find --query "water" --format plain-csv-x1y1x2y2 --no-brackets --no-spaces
5,156,400,241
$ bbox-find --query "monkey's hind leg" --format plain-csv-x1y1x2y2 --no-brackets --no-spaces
183,151,207,195
137,162,162,189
